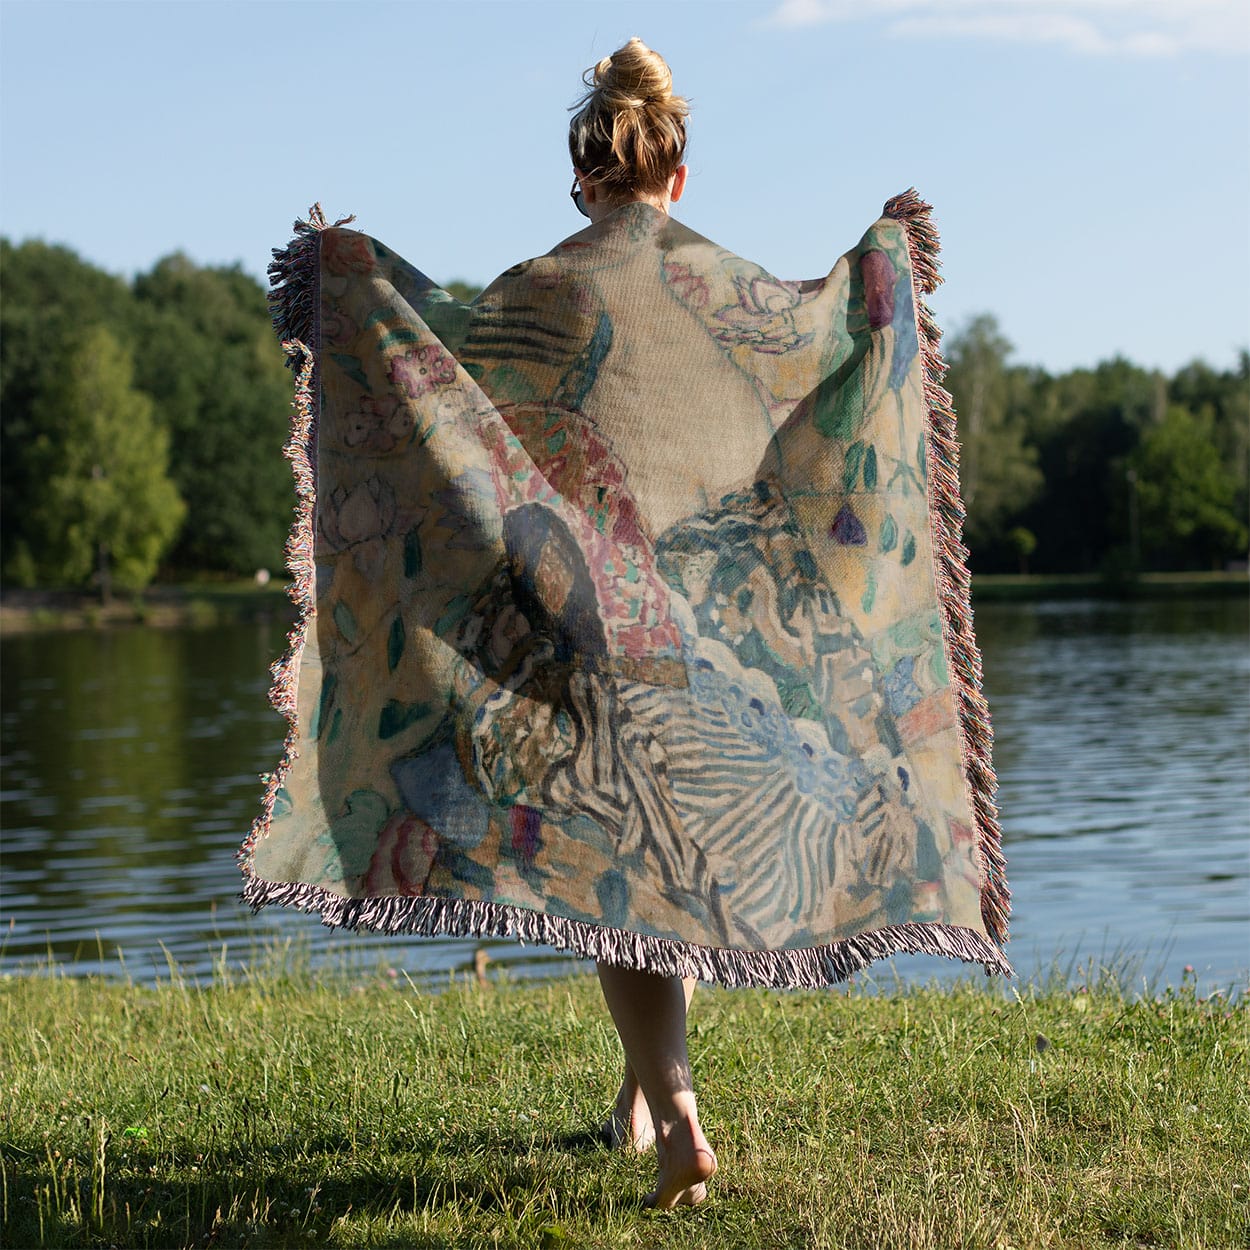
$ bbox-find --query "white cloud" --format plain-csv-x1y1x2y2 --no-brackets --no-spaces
766,0,1250,57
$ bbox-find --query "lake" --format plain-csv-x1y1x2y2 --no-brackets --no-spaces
2,596,1247,993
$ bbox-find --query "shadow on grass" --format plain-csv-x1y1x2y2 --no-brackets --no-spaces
3,1125,635,1249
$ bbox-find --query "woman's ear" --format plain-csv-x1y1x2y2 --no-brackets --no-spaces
575,169,599,206
669,165,688,203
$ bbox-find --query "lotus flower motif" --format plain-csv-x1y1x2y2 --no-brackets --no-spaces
320,474,398,555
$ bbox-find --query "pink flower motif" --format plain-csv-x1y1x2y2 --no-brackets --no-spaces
319,474,398,551
509,805,542,868
859,250,896,330
362,810,439,896
663,260,710,310
713,274,813,355
950,821,976,848
322,230,377,276
739,275,802,316
321,305,358,347
569,281,599,316
388,343,457,399
344,395,412,453
501,402,651,550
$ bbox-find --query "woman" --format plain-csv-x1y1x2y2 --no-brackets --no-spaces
244,36,1010,1215
564,38,716,1209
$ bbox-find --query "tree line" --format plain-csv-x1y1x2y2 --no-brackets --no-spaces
945,315,1247,576
1,238,1245,595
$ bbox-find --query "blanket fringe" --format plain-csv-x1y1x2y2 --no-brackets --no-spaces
240,873,1013,987
883,189,1011,947
236,340,318,876
238,204,347,875
241,195,1013,988
266,203,355,362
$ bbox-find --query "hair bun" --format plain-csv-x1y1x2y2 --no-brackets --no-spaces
594,36,673,109
569,38,689,196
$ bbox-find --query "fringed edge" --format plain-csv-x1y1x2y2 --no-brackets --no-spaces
236,341,317,877
883,188,1011,947
240,197,1013,988
241,874,1014,988
239,205,350,879
266,203,354,362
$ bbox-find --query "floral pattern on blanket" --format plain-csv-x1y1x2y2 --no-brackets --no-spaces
247,203,989,955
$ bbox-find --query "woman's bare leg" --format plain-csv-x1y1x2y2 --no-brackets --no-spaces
602,1057,655,1151
596,964,716,1208
602,977,696,1151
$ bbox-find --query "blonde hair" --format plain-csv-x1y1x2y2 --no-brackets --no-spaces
568,38,689,197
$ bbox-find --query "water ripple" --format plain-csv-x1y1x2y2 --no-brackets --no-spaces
1,599,1246,992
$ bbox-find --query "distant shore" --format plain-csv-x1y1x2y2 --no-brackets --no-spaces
0,580,293,634
1,570,1245,635
969,569,1248,601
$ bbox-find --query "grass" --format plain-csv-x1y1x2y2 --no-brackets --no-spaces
1,961,1246,1250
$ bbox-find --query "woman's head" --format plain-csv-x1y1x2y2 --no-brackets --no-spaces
568,38,688,202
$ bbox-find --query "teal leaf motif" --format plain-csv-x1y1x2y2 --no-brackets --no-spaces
403,526,422,577
901,532,917,566
378,700,432,740
843,442,865,493
778,678,822,722
813,368,863,441
333,601,358,643
862,568,877,614
312,670,338,739
556,311,613,410
863,445,878,491
880,514,898,553
376,327,422,352
329,353,369,387
435,595,472,637
387,615,406,672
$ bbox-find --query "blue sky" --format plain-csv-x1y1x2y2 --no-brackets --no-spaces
2,0,1246,374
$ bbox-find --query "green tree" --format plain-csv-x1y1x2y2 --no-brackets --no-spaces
132,256,293,575
444,279,483,303
25,327,185,596
1006,526,1037,574
943,315,1043,564
1129,405,1246,570
1,239,138,580
1020,357,1164,573
1169,353,1250,537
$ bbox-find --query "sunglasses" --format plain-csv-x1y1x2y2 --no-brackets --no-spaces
570,176,589,219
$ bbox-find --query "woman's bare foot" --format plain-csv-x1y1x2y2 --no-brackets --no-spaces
601,1075,655,1151
594,967,712,1206
644,1114,717,1209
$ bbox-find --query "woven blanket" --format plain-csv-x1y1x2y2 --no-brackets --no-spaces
239,192,1011,987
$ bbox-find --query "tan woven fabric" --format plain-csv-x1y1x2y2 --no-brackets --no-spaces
240,194,1011,986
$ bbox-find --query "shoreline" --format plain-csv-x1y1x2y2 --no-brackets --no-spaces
2,570,1246,635
0,581,293,634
